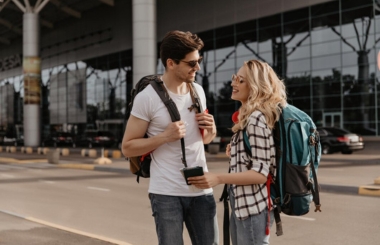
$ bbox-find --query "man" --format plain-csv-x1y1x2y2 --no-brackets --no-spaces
122,30,218,245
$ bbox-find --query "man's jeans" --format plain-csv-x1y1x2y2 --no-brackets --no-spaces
149,193,219,245
229,187,274,245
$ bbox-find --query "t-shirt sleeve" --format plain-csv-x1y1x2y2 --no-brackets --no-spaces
131,88,152,122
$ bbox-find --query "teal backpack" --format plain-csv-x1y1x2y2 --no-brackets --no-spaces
266,104,322,236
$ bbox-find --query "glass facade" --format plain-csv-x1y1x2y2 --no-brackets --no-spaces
192,0,380,137
1,0,380,145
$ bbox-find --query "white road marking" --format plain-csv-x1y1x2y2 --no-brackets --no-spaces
87,186,110,192
0,174,15,178
323,169,344,172
39,180,55,184
0,209,132,245
282,215,316,221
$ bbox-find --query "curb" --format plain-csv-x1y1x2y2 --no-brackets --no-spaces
358,185,380,197
80,149,122,158
320,184,380,197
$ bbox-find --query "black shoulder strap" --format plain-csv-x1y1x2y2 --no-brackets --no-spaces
149,76,187,167
150,77,181,122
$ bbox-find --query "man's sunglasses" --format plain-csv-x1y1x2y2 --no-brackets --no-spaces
174,57,203,68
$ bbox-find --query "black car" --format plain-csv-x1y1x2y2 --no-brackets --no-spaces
75,130,117,148
217,127,234,151
3,135,24,146
318,127,364,154
42,132,75,148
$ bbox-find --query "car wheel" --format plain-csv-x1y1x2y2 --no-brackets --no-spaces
322,144,331,154
341,150,353,154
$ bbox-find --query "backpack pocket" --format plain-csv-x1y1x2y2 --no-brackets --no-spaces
282,193,313,216
282,162,313,215
285,162,311,194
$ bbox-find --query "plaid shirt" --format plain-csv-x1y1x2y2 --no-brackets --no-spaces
229,111,276,220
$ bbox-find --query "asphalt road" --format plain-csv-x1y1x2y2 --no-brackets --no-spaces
0,153,379,245
0,141,379,244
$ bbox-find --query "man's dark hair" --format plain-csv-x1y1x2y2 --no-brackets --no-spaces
160,30,204,68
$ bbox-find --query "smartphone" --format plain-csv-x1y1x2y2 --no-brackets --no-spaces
180,166,204,185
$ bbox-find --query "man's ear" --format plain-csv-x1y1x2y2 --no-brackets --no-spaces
166,59,176,69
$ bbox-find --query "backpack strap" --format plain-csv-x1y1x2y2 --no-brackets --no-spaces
149,76,187,167
309,129,321,212
188,83,204,113
150,77,181,121
272,120,284,236
220,180,230,245
243,129,251,157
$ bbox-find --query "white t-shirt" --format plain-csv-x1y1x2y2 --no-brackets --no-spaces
131,82,213,196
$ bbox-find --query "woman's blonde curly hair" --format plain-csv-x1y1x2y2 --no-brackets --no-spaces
232,60,287,133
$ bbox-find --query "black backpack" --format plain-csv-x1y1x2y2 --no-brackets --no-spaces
127,75,203,182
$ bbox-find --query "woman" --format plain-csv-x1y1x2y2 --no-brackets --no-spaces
188,59,287,245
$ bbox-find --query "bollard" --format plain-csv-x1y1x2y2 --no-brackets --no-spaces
47,149,60,164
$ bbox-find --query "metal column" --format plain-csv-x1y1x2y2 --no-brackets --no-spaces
132,0,156,87
23,12,41,147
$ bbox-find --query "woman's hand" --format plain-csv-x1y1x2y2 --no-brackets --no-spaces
226,143,231,157
188,172,220,189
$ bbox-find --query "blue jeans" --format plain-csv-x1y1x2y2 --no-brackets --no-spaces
149,193,219,245
229,188,274,245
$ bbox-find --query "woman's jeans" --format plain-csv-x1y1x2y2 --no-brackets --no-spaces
149,193,219,245
229,187,274,245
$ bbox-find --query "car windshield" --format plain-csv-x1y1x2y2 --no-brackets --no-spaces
324,127,351,135
98,131,114,137
86,132,97,137
58,132,72,137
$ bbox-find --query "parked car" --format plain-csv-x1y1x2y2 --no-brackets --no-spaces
217,127,234,151
318,127,364,154
75,130,117,148
0,125,24,146
3,135,24,146
42,132,75,148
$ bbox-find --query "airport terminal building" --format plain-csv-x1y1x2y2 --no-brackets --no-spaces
0,0,379,146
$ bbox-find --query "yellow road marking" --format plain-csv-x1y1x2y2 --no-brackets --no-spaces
57,163,95,170
0,157,47,164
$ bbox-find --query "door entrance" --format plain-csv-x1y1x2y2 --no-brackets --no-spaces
323,112,342,128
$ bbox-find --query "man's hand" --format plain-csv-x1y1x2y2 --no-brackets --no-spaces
161,121,186,143
195,111,216,144
195,111,215,131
